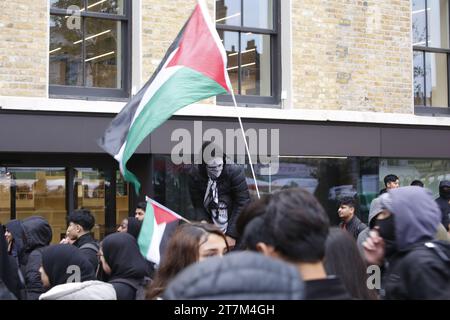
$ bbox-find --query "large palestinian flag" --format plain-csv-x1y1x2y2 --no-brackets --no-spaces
98,0,231,194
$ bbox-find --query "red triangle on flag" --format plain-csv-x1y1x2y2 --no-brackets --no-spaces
166,4,230,92
152,203,180,225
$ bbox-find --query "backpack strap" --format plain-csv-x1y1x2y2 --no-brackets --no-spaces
79,243,99,253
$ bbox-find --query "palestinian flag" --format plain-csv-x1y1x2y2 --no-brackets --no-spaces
138,197,186,265
97,0,231,194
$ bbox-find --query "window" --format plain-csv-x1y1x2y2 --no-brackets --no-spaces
49,0,131,99
413,0,450,112
215,0,280,106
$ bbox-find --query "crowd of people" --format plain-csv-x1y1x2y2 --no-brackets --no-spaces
1,171,449,300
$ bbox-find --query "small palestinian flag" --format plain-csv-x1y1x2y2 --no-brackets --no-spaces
138,197,187,265
97,0,231,194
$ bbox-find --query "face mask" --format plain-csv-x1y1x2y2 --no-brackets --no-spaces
441,187,450,200
206,158,223,180
374,214,397,258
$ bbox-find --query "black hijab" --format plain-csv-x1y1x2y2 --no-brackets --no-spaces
126,217,142,239
102,232,148,280
42,244,95,288
5,219,25,260
0,224,19,296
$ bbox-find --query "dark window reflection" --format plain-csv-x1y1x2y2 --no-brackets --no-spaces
49,15,83,86
216,0,241,26
241,33,271,96
218,30,239,95
50,0,83,10
152,155,380,226
412,0,426,46
87,0,124,15
414,51,425,105
85,18,121,88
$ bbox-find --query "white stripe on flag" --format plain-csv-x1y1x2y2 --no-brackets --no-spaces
147,217,167,265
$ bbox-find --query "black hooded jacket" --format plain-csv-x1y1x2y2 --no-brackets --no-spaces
163,251,304,300
0,224,20,299
20,216,52,300
436,180,450,231
380,187,450,300
5,219,25,264
73,233,99,271
188,147,250,239
102,232,148,300
41,244,95,289
126,217,142,239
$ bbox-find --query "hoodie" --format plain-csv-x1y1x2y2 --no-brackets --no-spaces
436,180,450,230
379,186,450,299
39,280,116,300
102,232,148,300
356,197,383,252
381,186,440,252
20,216,52,300
41,244,96,288
5,219,25,263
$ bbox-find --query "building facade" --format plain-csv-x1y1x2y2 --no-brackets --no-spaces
1,0,450,242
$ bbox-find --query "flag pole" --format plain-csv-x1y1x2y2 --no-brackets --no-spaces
229,91,261,199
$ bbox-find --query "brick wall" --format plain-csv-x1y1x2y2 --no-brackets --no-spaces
0,0,48,97
291,0,412,113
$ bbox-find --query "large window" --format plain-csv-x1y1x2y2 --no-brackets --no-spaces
49,0,131,99
152,155,450,227
413,0,450,112
216,0,280,106
0,165,130,243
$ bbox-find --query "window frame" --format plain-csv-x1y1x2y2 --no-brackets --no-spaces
413,0,450,115
49,0,132,100
216,0,281,107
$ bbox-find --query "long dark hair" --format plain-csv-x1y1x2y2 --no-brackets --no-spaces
146,222,228,299
324,228,378,300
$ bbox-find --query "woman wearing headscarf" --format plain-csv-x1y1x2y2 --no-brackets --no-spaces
38,244,116,300
0,224,20,299
5,219,25,265
126,217,142,239
99,232,149,300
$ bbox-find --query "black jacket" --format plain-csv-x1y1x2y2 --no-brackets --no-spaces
102,233,148,300
339,215,367,239
5,219,25,264
20,216,52,300
163,251,305,300
73,233,99,271
436,180,450,231
304,277,352,300
380,187,450,300
0,224,20,299
188,162,250,239
383,241,450,300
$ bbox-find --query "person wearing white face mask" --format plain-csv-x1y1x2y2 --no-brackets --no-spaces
188,142,250,249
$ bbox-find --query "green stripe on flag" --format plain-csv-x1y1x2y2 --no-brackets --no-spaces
138,201,155,258
121,67,227,194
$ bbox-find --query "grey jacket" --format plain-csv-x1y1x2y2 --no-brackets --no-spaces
163,251,304,300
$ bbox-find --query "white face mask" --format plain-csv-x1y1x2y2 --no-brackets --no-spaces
206,157,224,180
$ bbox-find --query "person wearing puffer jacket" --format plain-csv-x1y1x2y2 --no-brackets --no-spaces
163,251,305,300
38,244,116,300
